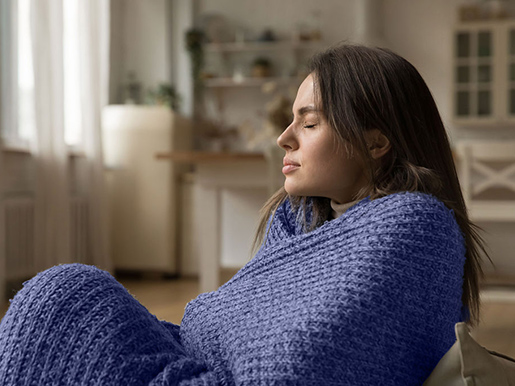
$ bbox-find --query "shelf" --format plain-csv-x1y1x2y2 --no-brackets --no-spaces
155,151,265,163
204,40,327,53
204,76,302,88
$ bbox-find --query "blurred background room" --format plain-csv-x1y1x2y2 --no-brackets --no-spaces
1,0,515,357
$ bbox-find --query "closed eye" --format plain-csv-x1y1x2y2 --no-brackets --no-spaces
303,124,316,129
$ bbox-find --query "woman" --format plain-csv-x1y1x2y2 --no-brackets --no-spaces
0,44,489,385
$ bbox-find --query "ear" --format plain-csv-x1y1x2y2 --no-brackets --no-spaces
365,129,391,160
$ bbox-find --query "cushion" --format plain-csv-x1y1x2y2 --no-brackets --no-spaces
424,322,515,385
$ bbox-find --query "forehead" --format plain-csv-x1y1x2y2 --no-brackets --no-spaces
293,74,321,114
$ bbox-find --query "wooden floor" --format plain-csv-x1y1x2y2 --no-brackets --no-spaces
2,270,515,358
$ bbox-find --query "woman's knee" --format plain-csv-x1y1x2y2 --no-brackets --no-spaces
24,263,111,292
6,263,119,317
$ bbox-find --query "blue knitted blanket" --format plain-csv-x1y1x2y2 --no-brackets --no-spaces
0,191,466,385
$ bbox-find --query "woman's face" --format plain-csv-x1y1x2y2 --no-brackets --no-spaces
277,74,369,204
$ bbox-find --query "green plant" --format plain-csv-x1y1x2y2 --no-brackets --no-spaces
146,84,182,111
253,57,272,67
185,28,205,91
186,28,206,119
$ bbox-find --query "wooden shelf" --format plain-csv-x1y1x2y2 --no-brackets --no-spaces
204,76,301,88
204,40,327,53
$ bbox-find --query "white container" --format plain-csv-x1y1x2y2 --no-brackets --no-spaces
102,105,192,274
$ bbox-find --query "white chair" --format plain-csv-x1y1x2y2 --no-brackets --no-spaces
455,140,515,222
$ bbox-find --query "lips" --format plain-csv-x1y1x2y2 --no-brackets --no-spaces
283,158,300,167
282,158,300,174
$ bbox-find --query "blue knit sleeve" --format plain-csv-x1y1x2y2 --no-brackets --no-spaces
322,194,466,384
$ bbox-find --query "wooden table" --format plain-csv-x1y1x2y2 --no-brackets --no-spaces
155,151,265,163
156,151,282,293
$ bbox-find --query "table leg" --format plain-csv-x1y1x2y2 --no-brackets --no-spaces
196,184,221,293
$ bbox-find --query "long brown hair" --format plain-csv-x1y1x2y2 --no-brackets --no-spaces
252,43,491,327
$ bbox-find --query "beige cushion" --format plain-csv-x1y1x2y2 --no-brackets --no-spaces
424,322,515,385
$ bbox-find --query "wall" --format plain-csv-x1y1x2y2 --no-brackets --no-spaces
383,0,463,144
197,0,357,43
109,0,172,104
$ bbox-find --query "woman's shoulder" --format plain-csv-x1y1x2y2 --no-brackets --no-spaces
358,191,465,247
359,191,457,221
276,191,463,239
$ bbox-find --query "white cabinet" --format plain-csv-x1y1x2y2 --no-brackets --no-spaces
102,106,192,274
453,20,515,125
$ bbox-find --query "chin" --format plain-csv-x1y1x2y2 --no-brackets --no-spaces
284,181,314,197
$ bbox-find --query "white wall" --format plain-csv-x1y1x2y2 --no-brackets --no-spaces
110,0,172,104
383,0,463,144
198,0,357,43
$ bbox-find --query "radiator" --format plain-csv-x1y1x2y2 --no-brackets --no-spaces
70,197,90,265
4,197,35,281
2,196,90,282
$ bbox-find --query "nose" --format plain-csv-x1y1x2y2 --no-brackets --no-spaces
277,124,297,151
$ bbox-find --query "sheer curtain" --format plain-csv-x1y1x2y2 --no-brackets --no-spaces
30,0,112,272
77,0,112,272
31,0,70,271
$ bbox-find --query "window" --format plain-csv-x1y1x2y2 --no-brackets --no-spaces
0,0,83,149
17,0,36,146
63,0,83,146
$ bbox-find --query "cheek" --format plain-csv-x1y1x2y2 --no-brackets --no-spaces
306,141,344,173
318,151,363,186
304,136,336,164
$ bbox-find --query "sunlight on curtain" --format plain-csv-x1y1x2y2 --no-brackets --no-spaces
17,0,35,144
16,0,82,147
63,0,82,146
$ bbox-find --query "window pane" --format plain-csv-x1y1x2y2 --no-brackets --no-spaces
478,31,492,57
511,89,515,115
477,64,491,82
63,0,82,146
457,91,470,116
510,63,515,82
18,0,36,143
457,33,470,58
477,90,491,116
457,65,470,83
510,30,515,56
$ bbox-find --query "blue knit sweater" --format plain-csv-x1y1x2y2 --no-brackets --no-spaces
0,191,466,385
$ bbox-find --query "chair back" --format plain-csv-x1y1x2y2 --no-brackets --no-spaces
455,140,515,221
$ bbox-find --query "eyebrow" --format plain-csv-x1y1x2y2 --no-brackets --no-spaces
296,106,320,116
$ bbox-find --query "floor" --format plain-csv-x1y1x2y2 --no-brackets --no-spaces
1,270,515,358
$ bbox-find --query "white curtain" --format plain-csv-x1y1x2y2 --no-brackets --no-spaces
31,0,71,271
30,0,112,272
78,0,112,272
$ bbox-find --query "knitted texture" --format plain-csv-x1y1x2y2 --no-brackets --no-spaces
0,191,466,385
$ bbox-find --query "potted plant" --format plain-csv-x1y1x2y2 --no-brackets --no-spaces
251,57,273,78
146,84,182,112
